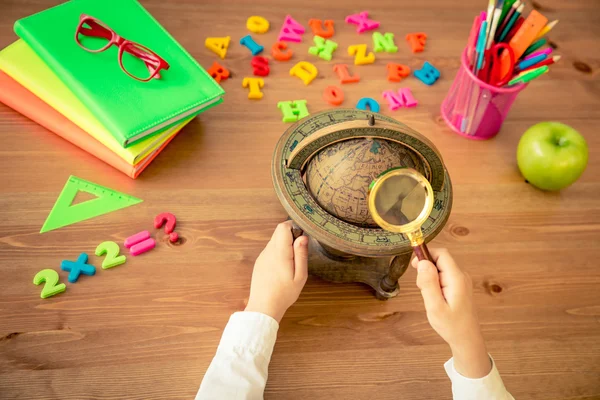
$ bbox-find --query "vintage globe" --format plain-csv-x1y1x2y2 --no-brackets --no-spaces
305,137,427,228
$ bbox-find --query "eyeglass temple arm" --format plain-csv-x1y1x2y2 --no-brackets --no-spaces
79,20,113,40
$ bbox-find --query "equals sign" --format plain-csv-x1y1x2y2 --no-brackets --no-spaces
124,231,156,256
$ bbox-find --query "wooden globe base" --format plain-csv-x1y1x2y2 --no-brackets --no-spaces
308,238,412,300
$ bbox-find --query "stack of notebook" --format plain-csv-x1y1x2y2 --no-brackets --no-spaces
0,0,224,178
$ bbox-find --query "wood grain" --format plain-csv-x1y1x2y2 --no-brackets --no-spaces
0,0,599,399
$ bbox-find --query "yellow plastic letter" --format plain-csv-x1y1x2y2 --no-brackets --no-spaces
347,44,375,65
247,16,270,34
205,36,231,59
289,61,318,85
242,77,264,99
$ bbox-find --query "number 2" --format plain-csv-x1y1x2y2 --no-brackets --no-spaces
33,269,66,299
95,241,127,269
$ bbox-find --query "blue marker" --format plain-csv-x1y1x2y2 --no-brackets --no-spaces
517,53,548,71
475,21,488,72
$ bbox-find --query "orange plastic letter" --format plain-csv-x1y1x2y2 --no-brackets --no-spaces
272,41,293,61
207,61,230,83
406,33,427,53
333,64,360,84
386,63,411,82
308,19,335,38
323,86,344,106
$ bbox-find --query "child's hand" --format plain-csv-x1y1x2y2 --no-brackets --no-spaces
245,221,309,323
411,248,492,378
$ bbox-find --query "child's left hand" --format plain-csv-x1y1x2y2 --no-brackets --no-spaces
245,221,309,323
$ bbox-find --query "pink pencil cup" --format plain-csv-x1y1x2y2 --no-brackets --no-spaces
441,49,527,140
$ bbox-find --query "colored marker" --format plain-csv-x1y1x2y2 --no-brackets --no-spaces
508,65,549,85
524,47,552,60
523,38,547,57
467,15,482,65
516,53,548,71
475,20,489,72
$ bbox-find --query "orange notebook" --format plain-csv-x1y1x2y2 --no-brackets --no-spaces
0,71,189,178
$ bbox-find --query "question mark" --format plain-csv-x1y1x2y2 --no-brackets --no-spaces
154,212,179,243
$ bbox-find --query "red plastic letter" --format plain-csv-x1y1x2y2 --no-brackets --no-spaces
251,56,270,76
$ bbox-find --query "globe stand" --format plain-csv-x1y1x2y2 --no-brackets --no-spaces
308,238,412,300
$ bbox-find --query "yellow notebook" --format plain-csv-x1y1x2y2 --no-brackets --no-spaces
0,40,184,165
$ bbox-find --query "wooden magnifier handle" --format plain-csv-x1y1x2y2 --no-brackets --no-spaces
413,243,432,262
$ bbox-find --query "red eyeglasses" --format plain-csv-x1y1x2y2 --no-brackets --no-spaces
75,14,170,82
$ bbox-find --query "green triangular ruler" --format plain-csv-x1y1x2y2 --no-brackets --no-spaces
40,176,143,233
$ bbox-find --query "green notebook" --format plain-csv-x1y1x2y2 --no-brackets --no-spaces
15,0,224,147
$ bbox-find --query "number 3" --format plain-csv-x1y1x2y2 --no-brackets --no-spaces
33,269,66,299
95,241,127,269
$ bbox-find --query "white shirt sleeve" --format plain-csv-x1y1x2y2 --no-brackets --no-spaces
444,355,515,400
195,311,279,400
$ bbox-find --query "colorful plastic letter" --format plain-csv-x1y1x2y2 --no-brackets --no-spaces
247,16,270,34
278,100,310,122
323,86,344,106
251,56,270,76
345,11,380,33
207,61,230,83
240,35,264,55
61,253,96,283
308,19,335,38
242,77,265,99
348,44,375,65
356,97,380,112
278,15,305,42
372,32,398,53
333,64,360,84
272,41,293,61
33,269,66,299
130,238,156,256
387,63,411,82
406,33,427,53
382,88,418,110
290,61,318,85
414,61,440,85
205,36,230,59
308,36,338,61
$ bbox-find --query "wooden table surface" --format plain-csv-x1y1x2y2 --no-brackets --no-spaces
1,0,599,399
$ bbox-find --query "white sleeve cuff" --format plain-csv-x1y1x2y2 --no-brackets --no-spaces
218,311,279,360
444,355,514,400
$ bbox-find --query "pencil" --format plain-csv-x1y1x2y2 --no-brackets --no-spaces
496,0,521,40
534,19,558,40
503,16,524,43
523,38,547,57
499,0,518,24
518,55,561,73
498,3,525,42
523,47,552,60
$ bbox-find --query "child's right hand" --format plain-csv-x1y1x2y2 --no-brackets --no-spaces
411,248,492,378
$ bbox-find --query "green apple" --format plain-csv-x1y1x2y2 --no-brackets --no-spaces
517,122,588,191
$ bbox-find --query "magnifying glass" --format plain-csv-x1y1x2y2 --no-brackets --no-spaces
368,168,435,262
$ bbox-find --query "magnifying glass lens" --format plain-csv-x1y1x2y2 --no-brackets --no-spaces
374,174,428,226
